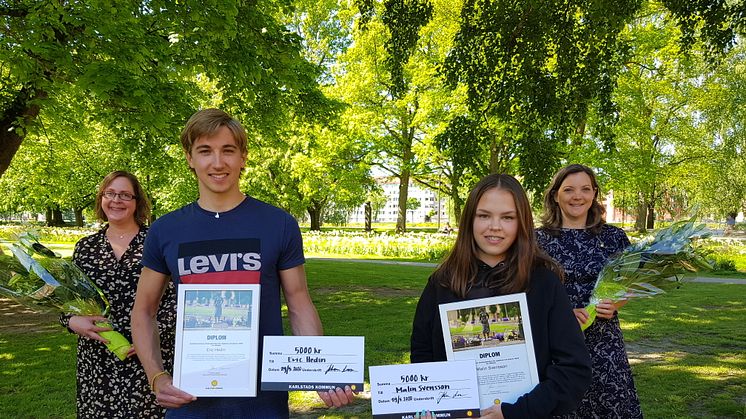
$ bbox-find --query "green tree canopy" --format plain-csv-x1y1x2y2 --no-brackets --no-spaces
0,0,331,178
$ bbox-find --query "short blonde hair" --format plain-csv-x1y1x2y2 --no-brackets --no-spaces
180,108,248,155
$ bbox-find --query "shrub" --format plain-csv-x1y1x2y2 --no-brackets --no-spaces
710,256,738,272
302,230,454,261
0,226,94,243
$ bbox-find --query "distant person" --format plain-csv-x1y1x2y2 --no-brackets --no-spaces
441,222,454,234
213,294,223,323
479,309,490,340
60,170,176,418
537,164,642,418
725,212,736,236
411,174,591,418
131,109,353,418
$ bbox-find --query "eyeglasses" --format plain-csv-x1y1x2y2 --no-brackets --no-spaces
103,191,136,201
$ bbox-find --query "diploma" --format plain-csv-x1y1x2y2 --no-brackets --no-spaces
173,284,261,397
260,336,364,392
439,293,539,409
369,360,481,419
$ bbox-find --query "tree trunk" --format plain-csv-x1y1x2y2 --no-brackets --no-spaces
308,206,322,231
150,197,157,224
396,139,414,233
45,207,52,226
396,170,410,233
447,172,463,223
74,208,84,227
0,87,46,178
451,191,463,224
364,201,372,232
47,207,65,227
489,137,500,174
635,197,647,232
646,205,655,230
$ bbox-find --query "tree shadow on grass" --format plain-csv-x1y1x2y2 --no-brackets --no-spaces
286,287,418,418
620,284,746,418
0,298,77,418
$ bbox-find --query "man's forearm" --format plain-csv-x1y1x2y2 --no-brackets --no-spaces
288,303,323,336
131,307,165,381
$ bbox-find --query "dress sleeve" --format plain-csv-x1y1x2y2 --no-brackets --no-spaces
618,228,631,248
535,228,547,248
607,225,631,255
410,278,437,363
500,276,592,418
59,313,73,332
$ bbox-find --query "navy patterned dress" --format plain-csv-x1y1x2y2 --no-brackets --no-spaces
60,226,177,418
537,224,642,419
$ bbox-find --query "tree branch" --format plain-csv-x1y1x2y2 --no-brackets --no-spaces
0,6,29,18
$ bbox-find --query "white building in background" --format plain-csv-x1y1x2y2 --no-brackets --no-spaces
347,177,449,224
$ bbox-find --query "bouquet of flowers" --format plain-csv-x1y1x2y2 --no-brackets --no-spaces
0,232,131,360
582,217,713,331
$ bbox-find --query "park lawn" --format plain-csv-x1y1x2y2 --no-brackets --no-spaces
0,304,78,418
619,283,746,418
0,259,744,418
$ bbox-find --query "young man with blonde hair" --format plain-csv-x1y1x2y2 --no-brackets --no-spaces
132,108,353,417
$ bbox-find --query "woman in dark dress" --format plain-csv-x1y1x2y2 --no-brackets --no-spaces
59,171,177,418
411,174,591,419
536,164,642,418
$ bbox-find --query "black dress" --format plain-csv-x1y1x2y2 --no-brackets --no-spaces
60,226,177,419
537,225,643,418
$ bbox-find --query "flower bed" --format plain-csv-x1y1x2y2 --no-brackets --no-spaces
302,230,454,261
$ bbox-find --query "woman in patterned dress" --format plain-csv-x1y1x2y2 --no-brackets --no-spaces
536,164,642,418
59,171,176,418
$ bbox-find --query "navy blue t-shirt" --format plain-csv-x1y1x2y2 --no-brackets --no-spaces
142,196,304,418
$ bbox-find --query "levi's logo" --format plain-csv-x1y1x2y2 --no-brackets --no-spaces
177,253,260,274
176,239,261,284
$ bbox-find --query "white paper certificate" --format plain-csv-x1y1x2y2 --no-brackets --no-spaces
173,284,261,397
260,336,364,392
369,360,481,419
439,293,539,409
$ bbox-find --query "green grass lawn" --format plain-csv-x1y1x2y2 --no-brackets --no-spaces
1,259,744,418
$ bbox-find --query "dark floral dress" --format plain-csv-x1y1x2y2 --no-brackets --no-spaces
537,224,643,419
59,226,177,419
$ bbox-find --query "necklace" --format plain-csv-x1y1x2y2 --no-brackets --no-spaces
108,229,137,240
199,196,245,220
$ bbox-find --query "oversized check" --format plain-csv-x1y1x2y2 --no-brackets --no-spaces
439,293,539,409
261,336,364,392
370,360,480,419
173,284,261,397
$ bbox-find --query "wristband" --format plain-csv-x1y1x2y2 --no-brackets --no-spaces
150,371,170,393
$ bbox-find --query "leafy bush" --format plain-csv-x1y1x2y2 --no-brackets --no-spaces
0,226,94,243
702,238,746,272
710,256,737,272
302,230,454,261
